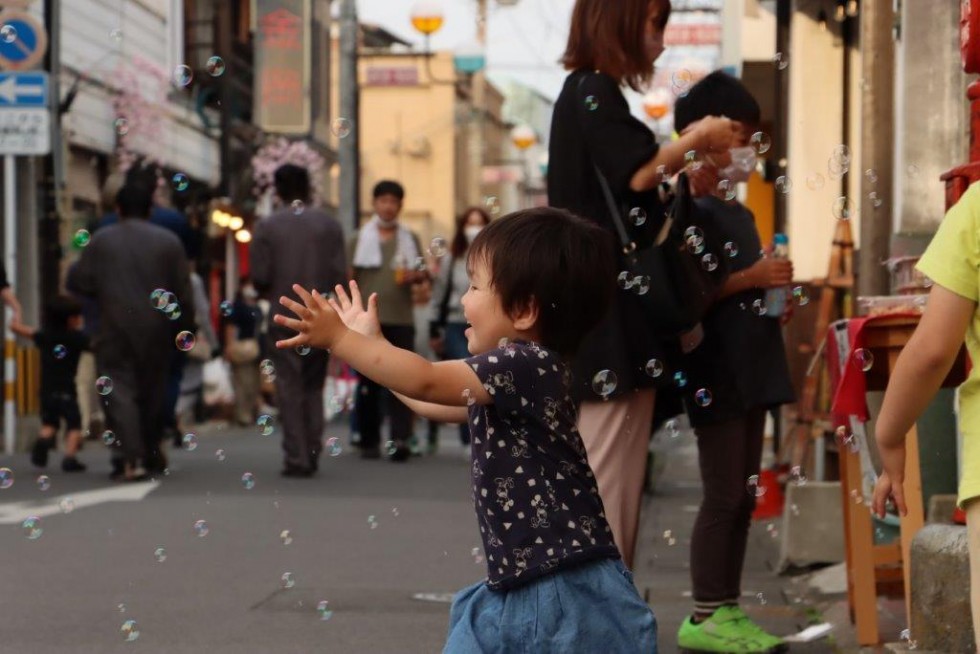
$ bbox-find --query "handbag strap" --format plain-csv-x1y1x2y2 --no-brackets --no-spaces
592,164,633,250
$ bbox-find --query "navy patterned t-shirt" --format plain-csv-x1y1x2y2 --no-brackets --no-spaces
466,341,620,591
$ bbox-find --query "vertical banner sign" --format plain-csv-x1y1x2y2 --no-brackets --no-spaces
254,0,311,134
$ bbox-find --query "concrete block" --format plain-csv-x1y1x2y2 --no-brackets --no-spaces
926,493,958,524
777,481,845,571
910,524,975,652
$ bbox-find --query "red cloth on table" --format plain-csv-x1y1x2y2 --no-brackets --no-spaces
826,314,923,423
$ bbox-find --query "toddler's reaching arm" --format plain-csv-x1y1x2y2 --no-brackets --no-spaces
277,282,491,409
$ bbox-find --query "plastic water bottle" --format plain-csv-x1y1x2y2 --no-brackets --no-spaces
764,233,789,318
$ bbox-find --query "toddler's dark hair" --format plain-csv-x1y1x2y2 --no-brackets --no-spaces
44,296,82,331
674,70,761,133
468,207,615,357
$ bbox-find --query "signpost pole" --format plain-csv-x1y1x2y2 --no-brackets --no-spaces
3,154,15,454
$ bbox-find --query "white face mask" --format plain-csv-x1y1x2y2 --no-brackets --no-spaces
718,146,758,184
464,225,483,244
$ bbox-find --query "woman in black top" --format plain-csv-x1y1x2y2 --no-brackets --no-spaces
547,0,737,568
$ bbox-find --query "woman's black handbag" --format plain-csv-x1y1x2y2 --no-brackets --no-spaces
594,167,730,336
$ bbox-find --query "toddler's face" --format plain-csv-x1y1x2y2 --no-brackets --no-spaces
460,258,517,355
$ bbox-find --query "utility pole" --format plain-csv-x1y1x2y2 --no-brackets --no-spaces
469,0,487,208
338,0,360,231
40,0,61,304
857,1,895,296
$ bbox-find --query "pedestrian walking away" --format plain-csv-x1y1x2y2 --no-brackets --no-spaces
10,296,90,473
67,181,196,481
251,163,347,478
274,207,658,653
548,0,737,568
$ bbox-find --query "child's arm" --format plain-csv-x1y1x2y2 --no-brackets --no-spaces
871,284,975,518
285,282,491,408
392,391,469,424
9,320,35,339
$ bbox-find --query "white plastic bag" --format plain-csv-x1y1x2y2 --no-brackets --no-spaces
203,357,234,406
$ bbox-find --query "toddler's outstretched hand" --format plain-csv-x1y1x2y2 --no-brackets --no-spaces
274,284,346,350
327,281,382,339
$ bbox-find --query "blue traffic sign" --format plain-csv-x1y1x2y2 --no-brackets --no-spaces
0,71,47,106
0,11,48,71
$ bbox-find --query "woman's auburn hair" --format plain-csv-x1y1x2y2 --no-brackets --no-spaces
561,0,670,92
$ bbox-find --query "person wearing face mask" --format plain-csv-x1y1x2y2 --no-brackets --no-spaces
672,71,795,653
427,207,492,448
348,180,428,461
548,0,737,573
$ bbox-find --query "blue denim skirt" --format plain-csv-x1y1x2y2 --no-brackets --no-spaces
444,558,658,653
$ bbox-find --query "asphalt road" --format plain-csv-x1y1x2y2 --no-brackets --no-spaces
0,421,481,654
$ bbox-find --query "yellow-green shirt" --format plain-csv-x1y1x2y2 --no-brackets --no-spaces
916,181,980,506
347,231,420,327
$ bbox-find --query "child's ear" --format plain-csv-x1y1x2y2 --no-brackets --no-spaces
511,297,539,332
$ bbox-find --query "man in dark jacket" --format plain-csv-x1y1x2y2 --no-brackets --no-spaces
251,164,347,477
68,182,195,481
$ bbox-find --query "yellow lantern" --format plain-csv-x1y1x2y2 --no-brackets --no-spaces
410,1,445,36
642,89,671,120
510,124,536,151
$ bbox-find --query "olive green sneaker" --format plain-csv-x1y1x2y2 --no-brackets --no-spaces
677,605,784,653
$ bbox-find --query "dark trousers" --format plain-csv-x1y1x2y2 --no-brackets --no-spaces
356,324,415,450
162,352,186,430
441,322,471,445
690,408,766,611
269,332,328,469
98,346,171,467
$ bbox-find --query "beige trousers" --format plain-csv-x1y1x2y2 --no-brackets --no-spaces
577,388,656,569
967,499,980,652
74,351,102,432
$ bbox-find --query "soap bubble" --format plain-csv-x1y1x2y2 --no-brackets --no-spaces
172,64,193,87
331,117,353,138
0,24,17,43
701,253,719,272
241,472,256,490
257,414,275,436
429,237,448,257
295,345,311,356
281,572,296,589
591,370,617,398
36,475,50,491
792,286,810,306
694,388,713,407
113,118,129,136
181,433,198,451
219,300,234,317
172,173,189,192
175,331,196,352
291,199,305,215
53,344,68,360
484,196,501,215
317,600,334,621
193,519,209,537
326,436,342,457
789,465,808,486
750,132,772,155
773,52,789,71
280,529,293,546
716,179,736,201
96,375,114,396
73,229,91,248
154,546,167,563
746,475,767,497
775,176,792,194
102,430,116,446
724,242,739,258
215,449,226,462
120,619,140,642
205,55,226,76
853,348,874,372
60,497,75,513
628,207,647,227
583,95,599,111
22,516,42,540
806,172,825,190
644,359,664,378
673,371,688,388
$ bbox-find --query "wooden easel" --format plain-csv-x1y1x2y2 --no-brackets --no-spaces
787,218,855,471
